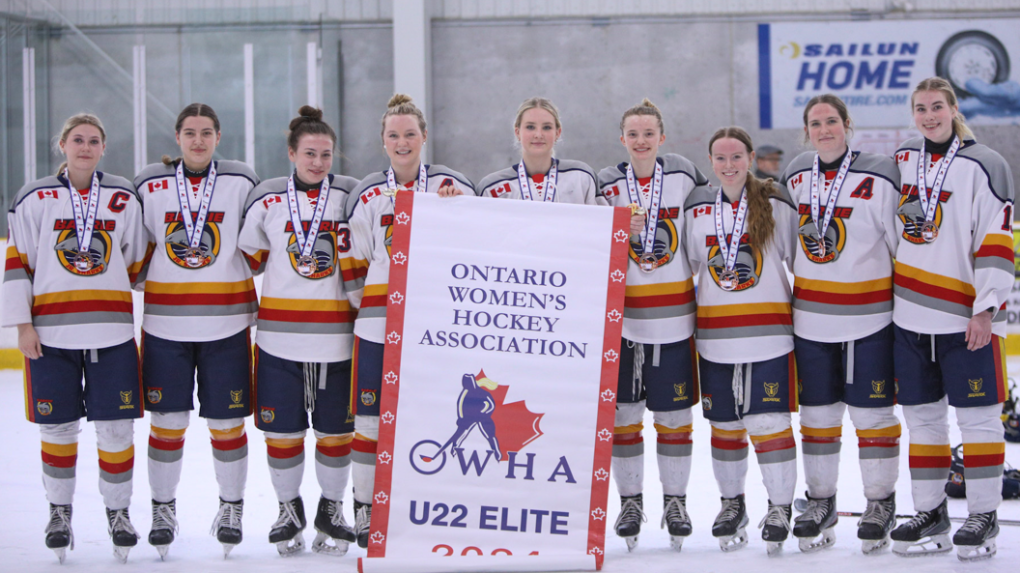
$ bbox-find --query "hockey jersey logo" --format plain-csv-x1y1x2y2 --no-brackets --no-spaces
284,222,338,279
628,216,679,271
796,205,851,264
53,224,113,276
897,185,950,244
163,212,223,269
705,234,763,291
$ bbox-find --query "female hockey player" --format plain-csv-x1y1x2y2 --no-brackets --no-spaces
238,106,360,557
344,94,474,548
683,126,799,556
477,97,603,205
596,99,708,552
781,94,902,554
889,77,1014,562
2,114,148,563
134,103,258,558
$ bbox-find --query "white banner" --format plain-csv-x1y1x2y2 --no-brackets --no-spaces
758,19,1020,129
359,193,630,572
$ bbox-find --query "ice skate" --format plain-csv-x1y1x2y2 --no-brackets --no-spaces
953,510,998,562
613,493,646,552
712,494,749,552
44,503,73,564
105,507,139,563
857,493,895,554
890,498,952,557
354,500,372,549
793,492,837,553
758,501,792,557
148,499,178,560
268,497,306,556
210,498,243,557
661,495,691,551
312,497,355,556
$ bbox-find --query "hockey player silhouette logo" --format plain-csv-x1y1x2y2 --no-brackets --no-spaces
897,185,950,244
410,370,543,476
54,227,112,276
164,217,221,269
628,217,679,270
705,234,763,291
798,213,847,263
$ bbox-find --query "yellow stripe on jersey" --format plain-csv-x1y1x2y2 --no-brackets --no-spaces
793,276,892,294
34,290,132,304
895,262,976,296
260,297,351,312
697,302,791,317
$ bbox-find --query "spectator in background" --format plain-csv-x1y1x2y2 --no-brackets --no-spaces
754,144,783,180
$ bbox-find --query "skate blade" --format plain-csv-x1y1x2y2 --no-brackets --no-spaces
275,535,305,556
798,529,836,553
957,539,996,562
892,534,952,557
113,546,131,564
861,537,890,555
669,535,685,552
312,532,350,557
766,541,785,557
155,544,169,560
222,543,238,558
623,535,638,552
52,547,67,564
717,529,748,553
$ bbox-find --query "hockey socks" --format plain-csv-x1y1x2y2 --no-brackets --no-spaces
352,414,379,505
903,399,951,512
853,415,900,500
265,432,305,502
148,412,188,503
315,432,352,502
799,404,843,499
40,421,79,506
96,420,134,511
209,419,248,503
654,412,693,497
612,422,644,498
747,414,797,506
710,424,749,498
959,404,1006,514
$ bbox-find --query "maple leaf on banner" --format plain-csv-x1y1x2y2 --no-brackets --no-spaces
384,371,398,384
595,468,609,481
601,389,616,401
370,531,385,544
396,212,410,225
607,309,622,322
589,546,604,556
604,349,618,362
392,252,407,265
374,491,389,505
381,411,395,424
479,370,544,462
387,332,401,345
389,291,404,305
377,451,392,464
597,429,613,442
614,229,628,243
610,270,625,282
592,508,606,521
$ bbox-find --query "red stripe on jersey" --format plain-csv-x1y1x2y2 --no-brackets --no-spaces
32,299,133,316
624,290,695,309
257,307,354,324
893,273,974,307
360,294,387,308
696,313,792,330
974,243,1014,262
792,287,892,305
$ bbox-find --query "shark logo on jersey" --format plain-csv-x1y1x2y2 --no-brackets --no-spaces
797,209,849,264
705,234,763,291
53,227,112,276
628,216,679,271
897,184,951,244
163,215,222,269
285,227,337,279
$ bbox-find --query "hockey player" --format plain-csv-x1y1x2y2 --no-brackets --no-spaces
2,114,148,563
781,94,902,554
134,103,259,558
890,77,1014,562
238,106,360,557
684,127,799,556
477,97,603,205
597,99,708,551
344,94,474,549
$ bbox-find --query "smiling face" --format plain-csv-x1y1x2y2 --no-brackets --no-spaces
806,102,849,159
59,124,105,176
620,114,665,164
287,133,334,185
913,89,958,144
515,107,561,162
710,137,753,192
176,115,220,170
383,114,426,171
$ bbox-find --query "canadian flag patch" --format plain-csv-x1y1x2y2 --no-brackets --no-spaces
148,179,170,193
361,187,383,204
693,205,712,218
490,182,512,198
604,185,621,198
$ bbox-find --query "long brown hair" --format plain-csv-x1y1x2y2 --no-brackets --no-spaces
911,77,974,140
162,103,221,166
708,126,777,254
56,113,106,175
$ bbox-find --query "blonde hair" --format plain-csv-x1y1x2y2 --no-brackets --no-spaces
801,93,854,145
619,98,664,135
56,113,106,176
514,97,561,131
708,126,777,254
911,77,975,140
381,93,427,138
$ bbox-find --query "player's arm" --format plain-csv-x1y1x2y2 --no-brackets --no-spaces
968,154,1015,350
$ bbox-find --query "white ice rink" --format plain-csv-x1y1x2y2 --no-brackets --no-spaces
0,366,1018,573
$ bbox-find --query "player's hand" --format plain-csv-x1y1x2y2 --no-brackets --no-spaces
965,310,993,351
17,323,42,359
630,214,645,237
437,184,463,198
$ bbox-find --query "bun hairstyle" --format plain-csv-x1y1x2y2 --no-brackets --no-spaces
801,94,853,144
381,93,427,137
708,126,777,254
162,103,221,167
288,105,337,151
911,76,975,140
56,113,106,176
619,98,665,135
513,97,561,131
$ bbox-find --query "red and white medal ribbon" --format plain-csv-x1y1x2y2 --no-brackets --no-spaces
625,161,663,271
714,187,749,290
386,162,429,202
916,135,960,239
175,161,218,266
287,174,331,276
64,169,101,268
517,158,558,202
809,148,853,256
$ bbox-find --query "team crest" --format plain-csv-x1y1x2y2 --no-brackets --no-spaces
705,234,764,291
872,380,885,395
147,388,162,404
628,217,679,271
968,378,983,393
286,228,337,279
764,382,780,398
260,407,275,424
361,390,377,407
163,215,221,269
53,227,112,276
120,391,133,405
230,390,243,404
675,383,686,397
797,213,847,263
36,400,53,416
897,185,950,244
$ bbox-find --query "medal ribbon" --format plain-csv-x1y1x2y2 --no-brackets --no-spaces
175,161,218,251
386,162,429,203
64,169,101,254
714,187,749,274
916,135,960,225
517,159,558,202
625,161,664,259
286,174,331,260
809,148,853,249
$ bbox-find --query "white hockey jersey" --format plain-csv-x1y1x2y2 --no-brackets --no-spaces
134,160,259,342
477,159,604,206
238,174,359,363
344,165,475,344
684,183,798,364
892,137,1015,337
781,150,900,343
598,154,709,344
2,172,148,349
